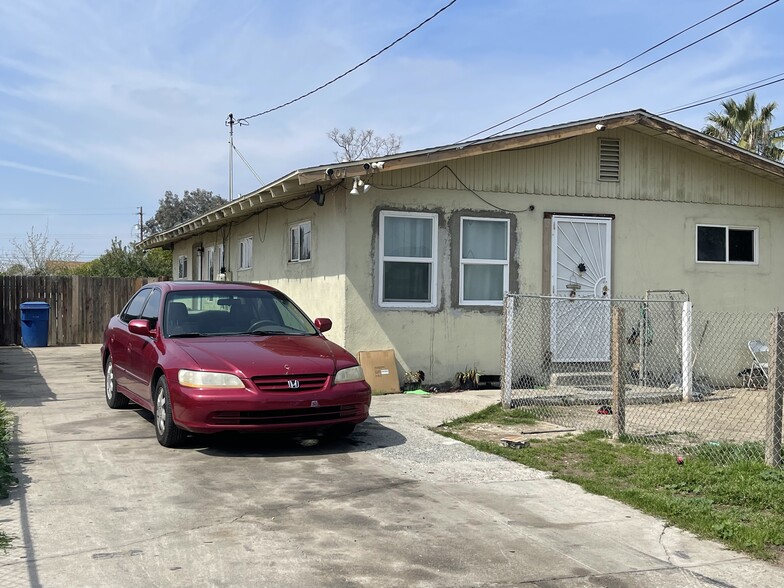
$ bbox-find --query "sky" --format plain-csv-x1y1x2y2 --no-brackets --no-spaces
0,0,782,263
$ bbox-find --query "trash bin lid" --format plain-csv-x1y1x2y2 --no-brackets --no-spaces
20,301,50,310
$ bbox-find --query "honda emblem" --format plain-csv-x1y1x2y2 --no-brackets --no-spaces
287,379,300,389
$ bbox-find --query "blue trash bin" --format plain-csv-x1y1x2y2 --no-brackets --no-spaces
20,301,50,347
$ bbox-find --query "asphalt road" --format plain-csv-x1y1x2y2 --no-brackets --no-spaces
1,345,783,587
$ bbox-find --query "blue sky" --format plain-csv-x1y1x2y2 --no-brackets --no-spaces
0,0,782,262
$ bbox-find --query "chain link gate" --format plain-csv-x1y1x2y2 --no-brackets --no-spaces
501,293,784,467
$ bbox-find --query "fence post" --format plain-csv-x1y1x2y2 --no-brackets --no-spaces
766,311,784,468
502,295,514,409
681,301,693,402
611,305,625,439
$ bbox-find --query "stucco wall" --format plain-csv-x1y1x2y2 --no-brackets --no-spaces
168,192,348,346
342,181,784,385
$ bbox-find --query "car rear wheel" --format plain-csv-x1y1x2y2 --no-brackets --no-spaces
154,376,186,448
104,358,129,409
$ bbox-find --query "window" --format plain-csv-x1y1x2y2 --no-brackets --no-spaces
239,237,253,270
121,289,152,322
378,211,438,308
696,225,757,263
218,244,225,275
289,221,312,262
140,289,162,325
206,247,215,280
177,255,188,279
459,217,510,305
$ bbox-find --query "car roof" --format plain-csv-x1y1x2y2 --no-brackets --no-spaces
148,281,279,293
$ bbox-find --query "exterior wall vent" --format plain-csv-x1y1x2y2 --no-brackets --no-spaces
598,138,620,182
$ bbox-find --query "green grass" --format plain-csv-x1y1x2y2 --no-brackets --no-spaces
437,408,784,561
0,401,16,551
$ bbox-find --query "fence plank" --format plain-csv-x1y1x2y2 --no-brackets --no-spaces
0,276,156,346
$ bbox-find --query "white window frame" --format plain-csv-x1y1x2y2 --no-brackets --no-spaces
695,224,758,265
289,220,312,263
239,236,253,270
378,210,438,309
177,255,188,279
459,217,510,306
205,246,215,280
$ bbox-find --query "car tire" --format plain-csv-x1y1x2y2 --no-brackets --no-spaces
325,423,356,440
105,357,129,409
154,376,186,448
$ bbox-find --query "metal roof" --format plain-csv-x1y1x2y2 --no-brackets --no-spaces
138,109,784,250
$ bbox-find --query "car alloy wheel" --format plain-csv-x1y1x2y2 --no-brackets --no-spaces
154,376,186,448
104,358,128,409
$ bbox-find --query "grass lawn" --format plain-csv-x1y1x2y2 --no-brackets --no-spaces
0,401,16,551
436,404,784,563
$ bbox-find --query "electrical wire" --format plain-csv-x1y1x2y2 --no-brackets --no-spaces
482,0,781,140
238,0,458,122
373,165,533,213
455,0,748,144
233,145,264,185
658,74,784,115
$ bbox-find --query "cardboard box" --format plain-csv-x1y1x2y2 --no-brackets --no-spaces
357,349,400,393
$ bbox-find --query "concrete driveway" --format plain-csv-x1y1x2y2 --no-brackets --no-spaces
1,345,782,588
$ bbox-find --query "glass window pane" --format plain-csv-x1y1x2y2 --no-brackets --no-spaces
463,265,504,301
384,217,432,258
462,220,507,260
141,289,162,320
729,229,754,262
301,224,311,260
383,261,431,302
697,226,725,262
290,228,299,261
124,290,151,320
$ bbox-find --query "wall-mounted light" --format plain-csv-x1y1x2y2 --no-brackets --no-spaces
350,177,372,196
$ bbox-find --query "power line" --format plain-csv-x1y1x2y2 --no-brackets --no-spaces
237,0,458,122
451,0,779,148
455,0,748,144
658,73,784,115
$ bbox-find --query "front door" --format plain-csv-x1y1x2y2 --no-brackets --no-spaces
550,215,612,362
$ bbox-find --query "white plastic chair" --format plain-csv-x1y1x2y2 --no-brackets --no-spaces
746,340,769,388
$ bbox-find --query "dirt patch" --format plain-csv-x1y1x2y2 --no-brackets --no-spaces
442,420,581,445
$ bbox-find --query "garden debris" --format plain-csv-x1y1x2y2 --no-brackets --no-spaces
500,435,530,449
404,389,431,396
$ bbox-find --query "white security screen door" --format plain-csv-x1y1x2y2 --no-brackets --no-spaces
550,215,612,362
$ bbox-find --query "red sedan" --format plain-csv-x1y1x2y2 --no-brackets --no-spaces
101,281,371,447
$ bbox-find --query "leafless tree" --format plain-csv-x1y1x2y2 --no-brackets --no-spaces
9,227,81,275
327,127,402,162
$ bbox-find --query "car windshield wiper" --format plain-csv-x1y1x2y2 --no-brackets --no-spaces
246,329,286,336
168,332,207,338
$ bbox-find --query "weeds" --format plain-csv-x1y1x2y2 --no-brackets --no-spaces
437,408,784,561
0,401,16,551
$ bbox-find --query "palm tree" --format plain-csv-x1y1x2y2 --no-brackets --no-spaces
703,93,784,161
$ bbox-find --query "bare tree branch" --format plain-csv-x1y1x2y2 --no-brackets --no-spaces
327,127,402,162
9,227,81,275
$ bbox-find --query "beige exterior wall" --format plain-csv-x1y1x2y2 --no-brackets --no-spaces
167,127,784,385
339,127,784,384
168,192,349,347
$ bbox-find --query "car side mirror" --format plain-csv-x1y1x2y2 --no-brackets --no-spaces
129,318,155,337
314,318,332,333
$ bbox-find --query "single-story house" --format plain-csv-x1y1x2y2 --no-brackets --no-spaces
138,109,784,386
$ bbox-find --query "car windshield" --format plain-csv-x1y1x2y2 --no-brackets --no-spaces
163,289,318,338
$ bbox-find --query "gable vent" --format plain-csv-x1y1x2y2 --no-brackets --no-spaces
598,138,620,182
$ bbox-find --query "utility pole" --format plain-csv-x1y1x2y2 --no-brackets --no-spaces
137,206,144,241
226,113,235,202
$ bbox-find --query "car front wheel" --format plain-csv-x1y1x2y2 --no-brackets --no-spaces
154,376,186,448
105,357,129,409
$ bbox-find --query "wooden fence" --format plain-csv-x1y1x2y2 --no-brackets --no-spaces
0,276,159,346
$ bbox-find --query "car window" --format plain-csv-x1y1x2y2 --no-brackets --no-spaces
140,289,162,324
121,289,152,322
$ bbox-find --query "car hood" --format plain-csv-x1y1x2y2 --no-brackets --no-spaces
171,335,345,378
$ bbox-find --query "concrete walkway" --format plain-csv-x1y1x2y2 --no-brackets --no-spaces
0,345,782,587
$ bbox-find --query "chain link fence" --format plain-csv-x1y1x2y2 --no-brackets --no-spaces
501,293,784,467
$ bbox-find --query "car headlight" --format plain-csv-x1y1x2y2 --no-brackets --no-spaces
334,365,365,384
178,370,245,389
